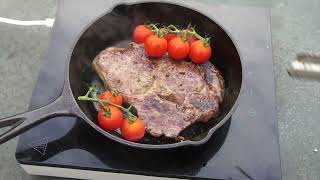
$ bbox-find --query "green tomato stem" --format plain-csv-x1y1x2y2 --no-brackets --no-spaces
167,24,179,31
149,23,166,37
163,24,210,44
187,30,206,42
89,87,108,111
78,86,137,120
78,96,136,119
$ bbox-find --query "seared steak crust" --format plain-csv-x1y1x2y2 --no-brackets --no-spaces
93,43,224,138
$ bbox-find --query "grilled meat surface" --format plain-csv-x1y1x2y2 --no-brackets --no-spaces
93,42,224,138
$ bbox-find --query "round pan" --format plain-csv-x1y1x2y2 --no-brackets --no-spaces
0,2,242,149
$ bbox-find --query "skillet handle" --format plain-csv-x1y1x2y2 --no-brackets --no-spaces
0,95,78,145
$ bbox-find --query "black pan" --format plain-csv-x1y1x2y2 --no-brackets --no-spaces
0,2,242,149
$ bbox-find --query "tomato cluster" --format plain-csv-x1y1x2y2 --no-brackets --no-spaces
133,24,212,64
98,91,145,142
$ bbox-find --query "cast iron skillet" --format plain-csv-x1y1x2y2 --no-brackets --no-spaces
0,2,242,149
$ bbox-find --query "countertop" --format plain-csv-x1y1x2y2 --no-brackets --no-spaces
0,0,319,180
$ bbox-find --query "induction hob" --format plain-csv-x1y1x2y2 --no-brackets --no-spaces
15,1,281,179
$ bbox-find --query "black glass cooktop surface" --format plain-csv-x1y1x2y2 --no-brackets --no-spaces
15,1,280,179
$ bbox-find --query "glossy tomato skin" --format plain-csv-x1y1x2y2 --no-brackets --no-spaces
187,36,198,45
133,25,153,44
168,37,189,60
160,28,176,42
189,40,212,64
100,91,123,106
98,107,123,132
144,35,168,58
165,33,176,42
120,118,145,141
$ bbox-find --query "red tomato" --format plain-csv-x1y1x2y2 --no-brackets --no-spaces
100,91,123,106
189,40,212,64
98,106,123,132
160,28,176,42
164,33,176,42
187,35,198,45
133,25,154,44
168,37,189,60
183,29,198,45
120,118,145,141
144,35,168,58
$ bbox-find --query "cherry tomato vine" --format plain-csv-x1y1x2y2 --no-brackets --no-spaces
78,86,136,121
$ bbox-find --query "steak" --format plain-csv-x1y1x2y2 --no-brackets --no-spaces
93,42,224,138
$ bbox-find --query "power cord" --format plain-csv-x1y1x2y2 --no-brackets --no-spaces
0,17,55,27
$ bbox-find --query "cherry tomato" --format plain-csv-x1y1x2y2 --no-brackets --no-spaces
144,35,168,58
100,91,123,106
133,25,154,44
164,33,176,42
189,40,212,64
183,29,198,45
120,118,145,141
98,106,123,132
168,37,190,60
187,35,198,45
160,28,176,42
